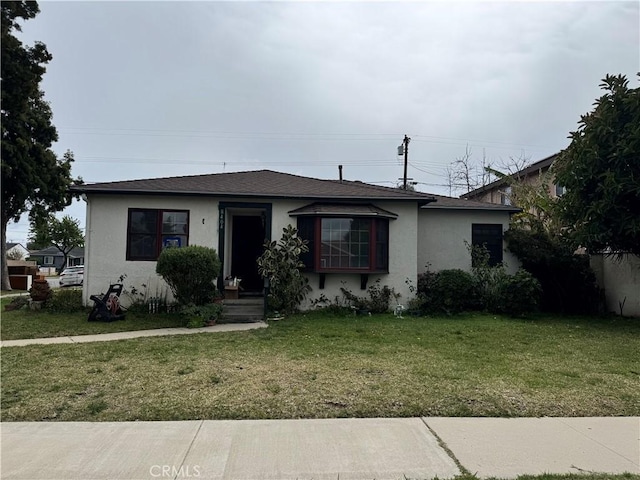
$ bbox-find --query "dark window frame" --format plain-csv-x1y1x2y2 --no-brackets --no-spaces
297,216,389,274
126,208,190,261
471,223,503,267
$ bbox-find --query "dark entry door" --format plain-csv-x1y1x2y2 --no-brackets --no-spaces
231,215,265,293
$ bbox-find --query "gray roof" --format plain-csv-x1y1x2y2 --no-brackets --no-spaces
29,246,85,257
72,169,514,212
72,169,437,203
422,194,520,212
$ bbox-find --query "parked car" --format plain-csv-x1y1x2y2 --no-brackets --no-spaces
59,265,84,287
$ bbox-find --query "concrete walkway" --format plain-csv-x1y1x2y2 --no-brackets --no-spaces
1,417,638,479
0,322,268,347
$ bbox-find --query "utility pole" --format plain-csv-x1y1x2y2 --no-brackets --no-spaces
400,134,411,190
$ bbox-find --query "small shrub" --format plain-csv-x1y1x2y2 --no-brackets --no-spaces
469,243,511,312
416,269,472,314
257,225,312,314
340,280,400,314
416,270,437,296
29,279,52,302
406,293,427,315
430,269,475,314
47,289,84,313
500,269,542,316
181,303,223,328
156,246,221,306
366,280,400,313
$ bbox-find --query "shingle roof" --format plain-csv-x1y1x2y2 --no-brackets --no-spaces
72,169,437,202
422,194,520,212
73,169,518,211
29,246,85,257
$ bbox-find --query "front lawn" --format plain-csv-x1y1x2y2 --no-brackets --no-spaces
0,297,186,340
2,312,639,421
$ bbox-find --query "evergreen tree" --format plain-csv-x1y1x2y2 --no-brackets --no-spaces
1,2,80,289
554,74,640,256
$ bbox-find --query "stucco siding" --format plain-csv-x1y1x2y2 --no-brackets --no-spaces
83,194,220,305
591,253,640,317
84,194,418,310
417,209,519,274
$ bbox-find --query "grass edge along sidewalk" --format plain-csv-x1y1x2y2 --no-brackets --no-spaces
2,312,639,421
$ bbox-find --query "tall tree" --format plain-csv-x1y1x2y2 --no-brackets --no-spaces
1,2,80,290
553,74,640,256
29,214,84,269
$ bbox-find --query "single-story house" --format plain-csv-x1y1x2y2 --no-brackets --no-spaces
71,170,519,309
5,242,29,260
28,246,85,272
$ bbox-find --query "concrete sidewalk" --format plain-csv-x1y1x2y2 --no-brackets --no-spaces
0,322,268,347
1,417,638,480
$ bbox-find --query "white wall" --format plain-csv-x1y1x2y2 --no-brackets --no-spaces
591,253,640,317
83,194,220,305
83,195,419,310
417,208,519,274
86,195,513,312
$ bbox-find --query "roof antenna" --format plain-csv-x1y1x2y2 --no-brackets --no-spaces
223,162,226,173
339,165,343,182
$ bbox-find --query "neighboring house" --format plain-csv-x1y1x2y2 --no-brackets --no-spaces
461,153,563,205
28,246,85,272
5,242,29,260
71,170,519,308
462,153,640,317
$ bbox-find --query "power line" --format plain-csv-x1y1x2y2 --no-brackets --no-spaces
58,126,554,151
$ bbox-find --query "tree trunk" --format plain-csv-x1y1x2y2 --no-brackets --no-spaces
1,215,13,291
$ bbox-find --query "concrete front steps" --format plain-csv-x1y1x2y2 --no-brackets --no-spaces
220,297,264,323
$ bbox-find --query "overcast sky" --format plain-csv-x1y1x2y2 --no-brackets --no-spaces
6,0,639,245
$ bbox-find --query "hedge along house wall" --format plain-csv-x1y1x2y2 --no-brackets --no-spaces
417,207,520,275
590,253,640,317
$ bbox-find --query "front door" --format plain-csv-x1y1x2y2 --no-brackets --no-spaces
231,215,265,293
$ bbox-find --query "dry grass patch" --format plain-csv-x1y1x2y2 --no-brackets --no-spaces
2,313,639,421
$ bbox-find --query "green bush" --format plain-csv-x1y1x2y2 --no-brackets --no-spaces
47,289,84,313
434,269,475,313
505,227,602,313
500,269,542,316
416,269,475,314
340,280,400,314
156,246,221,306
257,225,311,314
180,303,223,328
